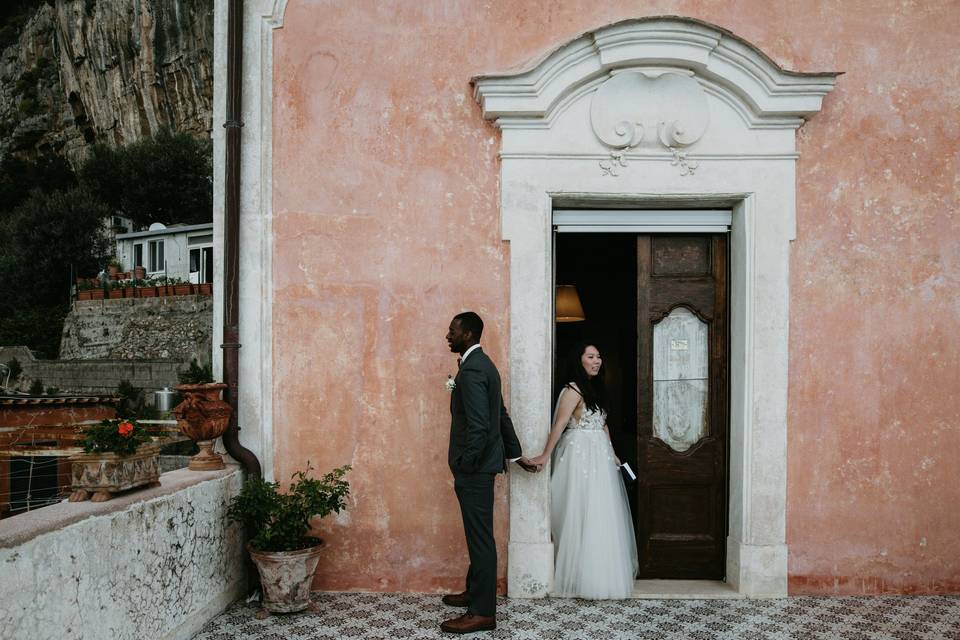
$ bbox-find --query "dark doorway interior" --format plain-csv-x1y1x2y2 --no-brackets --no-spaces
555,231,729,580
554,232,638,516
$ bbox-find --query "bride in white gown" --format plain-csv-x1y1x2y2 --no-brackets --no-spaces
527,343,639,599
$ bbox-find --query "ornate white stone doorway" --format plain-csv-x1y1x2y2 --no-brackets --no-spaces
472,17,838,598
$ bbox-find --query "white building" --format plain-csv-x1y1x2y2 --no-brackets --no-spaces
115,222,214,283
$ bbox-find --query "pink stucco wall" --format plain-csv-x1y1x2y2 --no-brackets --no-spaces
271,1,959,594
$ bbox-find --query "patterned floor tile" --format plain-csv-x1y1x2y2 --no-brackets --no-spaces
193,592,960,640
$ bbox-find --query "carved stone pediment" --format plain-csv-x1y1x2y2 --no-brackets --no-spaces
473,17,839,176
590,71,709,151
590,70,709,175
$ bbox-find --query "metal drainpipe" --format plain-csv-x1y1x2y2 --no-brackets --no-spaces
221,0,262,478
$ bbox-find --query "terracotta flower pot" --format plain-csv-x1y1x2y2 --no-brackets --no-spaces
173,382,231,470
68,443,161,502
134,266,147,279
173,283,193,296
138,286,158,297
123,286,136,298
248,542,324,614
197,283,213,295
90,289,105,300
108,288,123,299
77,290,92,300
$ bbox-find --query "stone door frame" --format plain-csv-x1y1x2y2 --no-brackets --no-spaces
472,17,837,598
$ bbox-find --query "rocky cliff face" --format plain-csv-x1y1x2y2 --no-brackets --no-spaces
0,0,213,168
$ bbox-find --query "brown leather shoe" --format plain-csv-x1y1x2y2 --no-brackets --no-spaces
440,613,496,634
441,591,470,607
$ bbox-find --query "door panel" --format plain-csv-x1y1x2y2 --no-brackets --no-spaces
636,234,728,579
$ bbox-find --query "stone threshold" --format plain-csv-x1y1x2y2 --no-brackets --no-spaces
0,464,242,549
631,580,745,599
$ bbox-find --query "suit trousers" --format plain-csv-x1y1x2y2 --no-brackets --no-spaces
453,472,497,617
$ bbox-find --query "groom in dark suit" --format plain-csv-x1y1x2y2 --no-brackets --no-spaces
441,311,534,634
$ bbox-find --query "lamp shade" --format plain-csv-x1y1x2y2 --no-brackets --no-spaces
555,285,586,322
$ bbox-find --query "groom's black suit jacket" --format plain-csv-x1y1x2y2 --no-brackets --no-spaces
448,347,522,474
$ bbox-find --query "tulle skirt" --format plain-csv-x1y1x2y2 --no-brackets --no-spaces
551,429,639,599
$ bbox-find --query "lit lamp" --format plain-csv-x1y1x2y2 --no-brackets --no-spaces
555,285,586,322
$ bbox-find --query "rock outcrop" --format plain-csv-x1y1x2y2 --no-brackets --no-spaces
0,0,212,168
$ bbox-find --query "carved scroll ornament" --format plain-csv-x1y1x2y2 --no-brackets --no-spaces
590,71,708,175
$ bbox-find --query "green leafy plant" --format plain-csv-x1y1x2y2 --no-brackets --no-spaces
227,464,351,552
178,358,213,384
79,418,152,456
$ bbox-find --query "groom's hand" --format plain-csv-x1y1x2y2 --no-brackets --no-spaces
515,457,541,473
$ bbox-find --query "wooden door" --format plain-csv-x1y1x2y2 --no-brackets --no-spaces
636,234,728,579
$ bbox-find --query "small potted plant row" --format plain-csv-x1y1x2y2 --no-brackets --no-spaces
76,277,213,300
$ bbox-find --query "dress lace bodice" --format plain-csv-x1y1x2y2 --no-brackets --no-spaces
566,406,606,431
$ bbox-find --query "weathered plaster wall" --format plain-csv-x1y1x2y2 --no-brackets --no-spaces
271,0,959,594
0,467,244,640
784,5,960,594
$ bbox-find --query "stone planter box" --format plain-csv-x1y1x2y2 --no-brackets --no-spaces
68,443,161,502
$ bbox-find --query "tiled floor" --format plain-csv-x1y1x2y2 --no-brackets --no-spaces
194,592,960,639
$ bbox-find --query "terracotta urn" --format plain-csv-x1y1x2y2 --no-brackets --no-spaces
173,382,232,470
68,443,161,502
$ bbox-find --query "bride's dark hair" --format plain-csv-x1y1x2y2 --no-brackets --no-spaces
563,341,608,413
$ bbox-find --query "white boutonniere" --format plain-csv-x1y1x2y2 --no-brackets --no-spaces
445,375,456,392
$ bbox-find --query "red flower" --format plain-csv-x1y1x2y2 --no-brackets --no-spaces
118,421,134,437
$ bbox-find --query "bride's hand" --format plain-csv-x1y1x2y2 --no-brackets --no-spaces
614,455,621,467
515,457,540,473
527,453,549,469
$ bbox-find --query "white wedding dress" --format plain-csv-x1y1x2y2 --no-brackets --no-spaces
550,388,639,598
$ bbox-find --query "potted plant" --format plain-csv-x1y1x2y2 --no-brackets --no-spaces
173,278,193,296
197,281,213,295
68,419,160,502
107,280,124,299
76,280,95,301
122,279,137,298
107,258,121,278
173,359,226,469
135,278,157,297
227,464,351,616
134,265,147,280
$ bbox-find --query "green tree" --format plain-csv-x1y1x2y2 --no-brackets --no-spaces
79,127,212,228
0,155,76,213
0,187,110,355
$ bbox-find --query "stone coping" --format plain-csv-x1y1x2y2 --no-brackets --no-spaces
0,464,243,549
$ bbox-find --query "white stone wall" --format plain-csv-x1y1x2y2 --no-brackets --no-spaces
0,467,245,640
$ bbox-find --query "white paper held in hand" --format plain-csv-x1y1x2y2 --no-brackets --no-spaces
620,462,637,481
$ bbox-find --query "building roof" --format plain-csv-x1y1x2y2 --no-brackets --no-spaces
0,394,119,406
115,222,213,241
